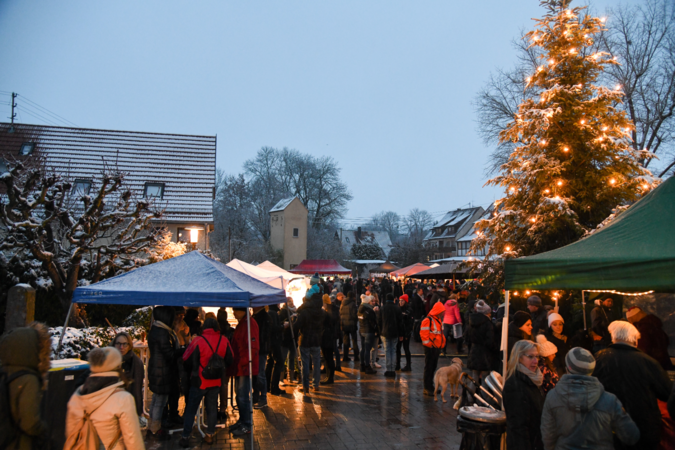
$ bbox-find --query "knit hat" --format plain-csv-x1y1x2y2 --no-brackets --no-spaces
310,273,321,285
512,311,532,328
475,300,491,315
566,347,596,375
536,334,558,358
88,347,122,373
547,312,564,328
626,306,644,320
527,295,542,307
400,294,409,303
361,294,373,304
322,294,331,305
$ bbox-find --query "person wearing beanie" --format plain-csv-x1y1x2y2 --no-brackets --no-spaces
466,299,496,383
442,294,463,356
541,347,640,450
625,306,674,370
65,347,144,450
305,273,323,300
505,311,533,364
535,335,559,394
593,321,673,450
544,312,570,376
358,290,380,375
526,295,547,337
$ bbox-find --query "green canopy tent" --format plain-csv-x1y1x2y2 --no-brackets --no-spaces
500,176,675,374
505,175,675,292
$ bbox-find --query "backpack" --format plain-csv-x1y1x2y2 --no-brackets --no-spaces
62,386,122,450
0,369,36,450
200,336,225,380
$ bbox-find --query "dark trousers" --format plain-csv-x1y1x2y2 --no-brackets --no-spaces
423,347,441,391
321,345,335,376
343,328,359,359
182,385,219,438
253,352,268,403
396,337,411,368
266,345,282,392
360,333,376,366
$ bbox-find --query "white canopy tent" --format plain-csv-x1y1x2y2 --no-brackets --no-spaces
226,258,302,290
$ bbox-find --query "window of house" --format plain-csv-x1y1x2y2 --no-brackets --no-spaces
177,227,189,243
293,228,299,238
72,179,92,196
144,182,165,199
19,142,35,156
0,159,8,173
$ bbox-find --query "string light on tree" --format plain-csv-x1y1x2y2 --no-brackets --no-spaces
470,0,657,288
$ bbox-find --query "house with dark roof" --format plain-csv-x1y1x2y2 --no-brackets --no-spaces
0,122,216,250
336,227,393,258
423,206,484,261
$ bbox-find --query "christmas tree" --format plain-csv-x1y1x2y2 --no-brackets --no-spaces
471,0,657,273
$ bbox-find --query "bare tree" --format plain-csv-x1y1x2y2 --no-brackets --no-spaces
363,211,402,242
0,161,163,323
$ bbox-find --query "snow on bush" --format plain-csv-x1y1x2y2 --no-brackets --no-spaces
50,326,146,360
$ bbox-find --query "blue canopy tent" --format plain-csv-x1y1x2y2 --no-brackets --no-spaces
61,251,286,446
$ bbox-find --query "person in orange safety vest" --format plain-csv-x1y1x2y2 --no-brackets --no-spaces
421,302,446,396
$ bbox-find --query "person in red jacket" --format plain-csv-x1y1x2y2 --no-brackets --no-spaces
228,308,259,437
180,317,233,447
442,294,462,356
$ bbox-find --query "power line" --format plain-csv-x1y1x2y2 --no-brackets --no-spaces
19,95,78,127
17,106,61,126
18,102,66,126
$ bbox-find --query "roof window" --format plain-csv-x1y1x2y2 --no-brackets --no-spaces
144,182,165,199
19,142,35,156
72,179,92,196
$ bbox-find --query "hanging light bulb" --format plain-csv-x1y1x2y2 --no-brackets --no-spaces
563,147,569,152
557,181,563,187
602,126,608,131
526,77,532,83
540,139,547,145
525,290,531,295
555,195,561,200
600,17,607,23
615,84,622,90
642,183,649,189
505,246,512,252
570,48,577,54
549,59,555,65
610,178,616,185
544,189,550,194
530,217,536,223
580,119,586,124
509,186,516,193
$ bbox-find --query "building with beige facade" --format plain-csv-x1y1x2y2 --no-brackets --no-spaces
269,197,308,270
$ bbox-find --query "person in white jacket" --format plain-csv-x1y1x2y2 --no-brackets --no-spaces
65,347,145,450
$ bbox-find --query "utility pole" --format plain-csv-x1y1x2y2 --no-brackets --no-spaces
10,92,17,124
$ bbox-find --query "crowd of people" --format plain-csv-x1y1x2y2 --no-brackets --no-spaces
1,276,674,450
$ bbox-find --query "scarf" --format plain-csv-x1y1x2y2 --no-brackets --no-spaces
154,320,179,348
518,363,544,387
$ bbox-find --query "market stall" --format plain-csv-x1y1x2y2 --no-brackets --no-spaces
369,261,401,277
389,263,432,278
62,251,286,449
289,259,351,275
502,176,675,374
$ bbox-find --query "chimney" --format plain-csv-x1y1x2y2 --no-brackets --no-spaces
357,227,362,240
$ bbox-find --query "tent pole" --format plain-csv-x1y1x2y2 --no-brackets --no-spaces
247,307,254,449
501,291,510,377
56,302,75,354
581,290,587,331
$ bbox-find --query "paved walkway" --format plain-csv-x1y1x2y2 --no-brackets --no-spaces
148,345,465,450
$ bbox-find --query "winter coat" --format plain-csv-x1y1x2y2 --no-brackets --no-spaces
503,369,545,450
329,303,342,339
538,358,559,395
293,295,326,348
544,329,570,376
590,305,611,346
410,293,426,321
506,322,531,358
378,299,403,340
183,329,233,389
229,318,260,377
253,309,271,354
321,308,337,348
280,304,297,347
400,302,414,339
541,374,639,450
466,313,495,371
443,299,462,325
65,374,144,450
634,314,674,370
358,302,379,335
593,343,673,449
147,323,177,395
267,306,283,352
339,296,358,332
120,351,145,416
530,308,548,337
0,325,50,450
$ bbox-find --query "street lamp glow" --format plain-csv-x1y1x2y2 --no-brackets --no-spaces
190,229,199,243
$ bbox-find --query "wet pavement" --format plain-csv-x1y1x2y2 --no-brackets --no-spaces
147,343,465,450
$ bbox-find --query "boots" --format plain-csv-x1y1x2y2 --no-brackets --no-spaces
401,357,412,372
364,365,376,374
360,363,366,372
395,357,401,371
320,370,335,385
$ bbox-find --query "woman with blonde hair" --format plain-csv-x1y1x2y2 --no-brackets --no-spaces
503,340,545,450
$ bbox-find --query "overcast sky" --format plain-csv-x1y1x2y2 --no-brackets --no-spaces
0,0,637,226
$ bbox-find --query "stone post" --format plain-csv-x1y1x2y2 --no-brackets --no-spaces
5,284,36,332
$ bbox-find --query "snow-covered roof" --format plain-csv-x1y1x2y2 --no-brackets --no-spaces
0,122,216,223
425,207,483,241
339,229,393,257
429,255,484,263
349,259,387,264
269,197,297,213
456,204,495,242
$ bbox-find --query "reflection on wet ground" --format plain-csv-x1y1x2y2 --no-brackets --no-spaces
150,344,464,450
